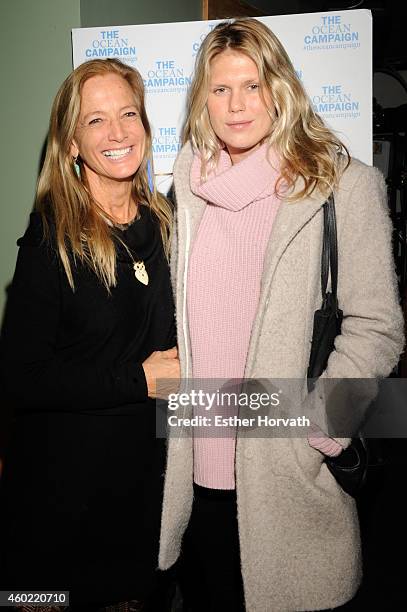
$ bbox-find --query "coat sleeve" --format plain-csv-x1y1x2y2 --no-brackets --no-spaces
330,163,404,378
305,162,405,442
0,222,148,413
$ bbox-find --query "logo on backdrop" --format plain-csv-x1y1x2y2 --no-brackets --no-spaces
303,15,360,51
312,84,360,120
84,30,137,63
192,23,219,56
152,127,182,160
144,60,191,94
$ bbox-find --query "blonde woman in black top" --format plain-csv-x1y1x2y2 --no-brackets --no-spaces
0,58,179,611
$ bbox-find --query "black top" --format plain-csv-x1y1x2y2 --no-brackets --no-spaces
1,205,175,414
0,205,175,606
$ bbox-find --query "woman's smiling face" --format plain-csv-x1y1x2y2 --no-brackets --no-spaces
71,73,146,186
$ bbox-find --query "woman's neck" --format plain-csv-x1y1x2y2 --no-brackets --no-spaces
85,172,136,224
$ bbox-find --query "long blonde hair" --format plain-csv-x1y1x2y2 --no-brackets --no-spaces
36,58,172,290
184,18,350,199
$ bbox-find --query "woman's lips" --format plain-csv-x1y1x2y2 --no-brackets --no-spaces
102,145,133,160
226,120,253,130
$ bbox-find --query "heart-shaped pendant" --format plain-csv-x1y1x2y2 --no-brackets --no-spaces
133,260,149,285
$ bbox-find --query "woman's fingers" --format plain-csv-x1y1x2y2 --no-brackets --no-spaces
142,348,180,398
161,346,178,358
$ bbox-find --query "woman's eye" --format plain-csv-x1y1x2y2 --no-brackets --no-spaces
248,83,260,91
124,111,138,118
214,87,226,95
88,118,102,125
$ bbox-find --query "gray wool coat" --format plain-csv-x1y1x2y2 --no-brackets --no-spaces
159,142,405,611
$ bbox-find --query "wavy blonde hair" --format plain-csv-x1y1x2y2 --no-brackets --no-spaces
184,18,350,199
36,58,172,290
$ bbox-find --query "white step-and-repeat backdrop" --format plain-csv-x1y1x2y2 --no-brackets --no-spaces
72,10,371,194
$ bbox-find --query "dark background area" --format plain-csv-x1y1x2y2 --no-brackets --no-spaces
209,0,407,68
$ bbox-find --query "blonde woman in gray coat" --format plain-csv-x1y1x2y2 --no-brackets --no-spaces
158,18,405,612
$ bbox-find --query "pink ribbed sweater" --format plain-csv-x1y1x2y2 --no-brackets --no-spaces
187,144,342,490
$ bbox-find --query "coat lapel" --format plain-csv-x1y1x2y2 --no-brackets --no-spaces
245,183,327,375
262,188,326,287
172,143,205,378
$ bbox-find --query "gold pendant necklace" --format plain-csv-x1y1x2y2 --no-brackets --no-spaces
133,260,149,285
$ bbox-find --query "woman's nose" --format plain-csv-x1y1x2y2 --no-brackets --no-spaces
108,118,126,141
229,91,245,113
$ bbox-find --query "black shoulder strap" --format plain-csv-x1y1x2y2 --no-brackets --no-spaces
321,193,339,304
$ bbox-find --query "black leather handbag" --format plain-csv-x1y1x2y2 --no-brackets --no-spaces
307,194,368,497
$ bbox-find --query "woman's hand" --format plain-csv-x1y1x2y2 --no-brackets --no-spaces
142,346,180,398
